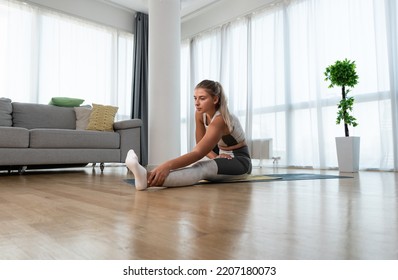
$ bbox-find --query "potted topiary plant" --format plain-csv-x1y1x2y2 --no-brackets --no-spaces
324,58,360,172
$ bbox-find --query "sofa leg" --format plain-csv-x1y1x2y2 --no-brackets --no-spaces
100,163,104,172
18,166,27,175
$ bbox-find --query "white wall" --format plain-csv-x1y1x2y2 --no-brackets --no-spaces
181,0,275,39
22,0,276,38
23,0,135,33
148,0,181,166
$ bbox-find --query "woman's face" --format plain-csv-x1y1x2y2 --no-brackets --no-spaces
194,88,218,114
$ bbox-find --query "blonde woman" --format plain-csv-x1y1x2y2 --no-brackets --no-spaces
126,79,252,190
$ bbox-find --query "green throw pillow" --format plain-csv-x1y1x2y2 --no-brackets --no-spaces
49,97,84,107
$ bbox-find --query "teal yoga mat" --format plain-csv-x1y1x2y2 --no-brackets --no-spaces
124,173,352,186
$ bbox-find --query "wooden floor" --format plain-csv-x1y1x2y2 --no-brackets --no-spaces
0,165,397,260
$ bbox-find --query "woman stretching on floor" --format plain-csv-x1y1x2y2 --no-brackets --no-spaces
126,79,252,190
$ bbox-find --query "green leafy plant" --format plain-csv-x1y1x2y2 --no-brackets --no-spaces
324,58,359,137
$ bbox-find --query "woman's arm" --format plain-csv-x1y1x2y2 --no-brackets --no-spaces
148,116,225,186
195,111,206,143
195,111,218,159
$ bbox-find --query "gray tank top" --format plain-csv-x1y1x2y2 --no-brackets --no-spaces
203,111,245,147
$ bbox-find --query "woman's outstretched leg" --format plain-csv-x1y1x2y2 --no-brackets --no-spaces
126,153,248,189
125,150,148,191
162,160,218,187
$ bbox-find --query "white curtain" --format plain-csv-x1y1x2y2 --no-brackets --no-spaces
181,0,398,171
0,0,133,120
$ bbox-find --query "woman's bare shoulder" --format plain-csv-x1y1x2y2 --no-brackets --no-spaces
208,113,226,130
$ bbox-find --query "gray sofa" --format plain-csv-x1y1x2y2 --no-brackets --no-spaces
0,99,143,173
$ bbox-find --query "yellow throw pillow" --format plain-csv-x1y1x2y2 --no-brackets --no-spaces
86,103,118,132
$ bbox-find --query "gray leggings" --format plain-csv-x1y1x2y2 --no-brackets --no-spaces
163,146,252,187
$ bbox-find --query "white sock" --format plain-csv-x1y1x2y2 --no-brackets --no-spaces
125,150,147,191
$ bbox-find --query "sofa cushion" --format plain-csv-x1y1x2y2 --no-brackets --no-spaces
12,102,76,129
0,97,12,127
0,127,29,148
29,129,120,148
86,104,118,132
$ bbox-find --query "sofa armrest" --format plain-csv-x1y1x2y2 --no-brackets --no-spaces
113,119,142,130
114,119,144,164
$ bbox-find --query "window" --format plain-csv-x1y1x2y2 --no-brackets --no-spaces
0,0,133,120
182,0,398,170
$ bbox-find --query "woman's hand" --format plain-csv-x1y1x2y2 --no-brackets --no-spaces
217,153,233,160
147,163,171,186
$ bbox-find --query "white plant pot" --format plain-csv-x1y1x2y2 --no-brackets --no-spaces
335,136,360,173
